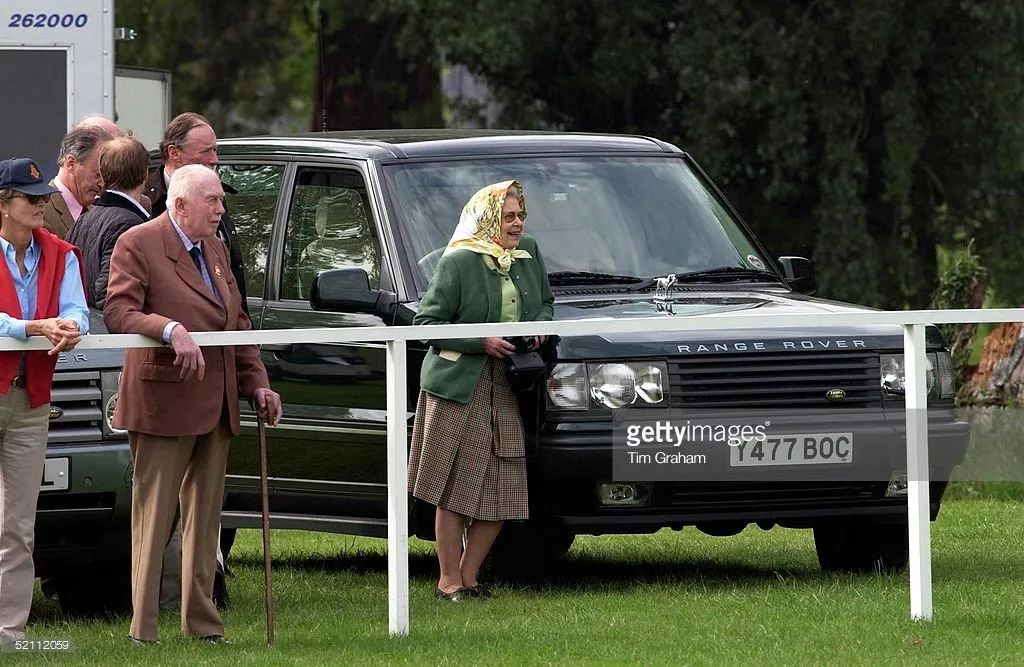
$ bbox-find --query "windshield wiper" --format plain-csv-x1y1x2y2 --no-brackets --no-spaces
548,271,650,287
672,266,782,283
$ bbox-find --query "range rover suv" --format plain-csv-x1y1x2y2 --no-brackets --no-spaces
40,130,969,599
211,130,968,575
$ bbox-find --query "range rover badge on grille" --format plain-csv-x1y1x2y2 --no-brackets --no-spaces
825,389,847,401
48,406,63,420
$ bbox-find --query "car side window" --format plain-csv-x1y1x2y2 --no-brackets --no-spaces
280,167,382,301
219,164,284,299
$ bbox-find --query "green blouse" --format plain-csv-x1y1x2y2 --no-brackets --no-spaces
486,256,522,322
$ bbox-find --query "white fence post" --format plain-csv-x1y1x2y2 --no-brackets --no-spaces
903,323,932,621
385,339,410,636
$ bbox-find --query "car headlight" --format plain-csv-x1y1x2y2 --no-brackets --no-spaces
879,352,954,400
546,363,589,410
934,351,955,398
101,371,127,437
634,364,665,404
589,363,637,409
546,361,668,410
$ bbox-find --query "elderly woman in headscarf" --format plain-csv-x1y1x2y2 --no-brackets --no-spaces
408,179,554,601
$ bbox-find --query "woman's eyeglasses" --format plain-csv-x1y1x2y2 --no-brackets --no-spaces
501,211,528,224
17,193,49,205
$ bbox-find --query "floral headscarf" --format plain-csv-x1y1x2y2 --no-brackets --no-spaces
444,179,532,271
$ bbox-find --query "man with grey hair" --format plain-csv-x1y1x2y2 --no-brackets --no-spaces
146,113,244,611
104,164,281,644
44,125,113,239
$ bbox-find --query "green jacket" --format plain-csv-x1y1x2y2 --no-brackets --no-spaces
415,234,555,404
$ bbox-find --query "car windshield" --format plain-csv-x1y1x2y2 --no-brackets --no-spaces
382,155,772,292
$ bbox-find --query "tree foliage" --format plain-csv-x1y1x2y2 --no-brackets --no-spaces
116,0,1024,310
425,0,1024,309
312,1,442,129
116,1,315,135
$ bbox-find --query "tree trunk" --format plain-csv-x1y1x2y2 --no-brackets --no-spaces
312,8,441,131
968,316,1024,405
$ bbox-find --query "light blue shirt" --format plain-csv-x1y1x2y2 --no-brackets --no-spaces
0,235,90,339
162,214,221,343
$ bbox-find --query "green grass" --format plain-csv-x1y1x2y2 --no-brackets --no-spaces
10,499,1024,665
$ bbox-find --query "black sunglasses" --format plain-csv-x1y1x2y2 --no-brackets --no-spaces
16,193,49,205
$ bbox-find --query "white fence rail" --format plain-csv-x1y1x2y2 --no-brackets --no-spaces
6,307,1023,635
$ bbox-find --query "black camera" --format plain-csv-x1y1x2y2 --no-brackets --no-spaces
504,336,535,353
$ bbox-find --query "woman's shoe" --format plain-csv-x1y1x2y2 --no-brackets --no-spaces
434,586,465,602
462,584,493,599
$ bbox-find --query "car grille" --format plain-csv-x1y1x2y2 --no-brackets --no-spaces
668,350,881,409
47,371,104,444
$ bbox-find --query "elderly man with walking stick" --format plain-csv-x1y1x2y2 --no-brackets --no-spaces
104,164,281,645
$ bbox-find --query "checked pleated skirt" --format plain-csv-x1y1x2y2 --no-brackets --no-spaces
408,357,529,521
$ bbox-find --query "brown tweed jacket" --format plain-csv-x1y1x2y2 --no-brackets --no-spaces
103,213,269,437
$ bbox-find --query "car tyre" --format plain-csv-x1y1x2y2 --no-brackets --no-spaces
486,521,574,582
54,560,132,617
814,517,909,573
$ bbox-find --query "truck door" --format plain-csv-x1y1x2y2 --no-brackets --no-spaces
260,165,390,521
218,162,283,497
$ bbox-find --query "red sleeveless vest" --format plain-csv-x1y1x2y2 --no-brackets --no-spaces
0,228,83,408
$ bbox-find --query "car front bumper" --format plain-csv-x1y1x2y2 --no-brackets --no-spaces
33,441,132,572
533,408,969,534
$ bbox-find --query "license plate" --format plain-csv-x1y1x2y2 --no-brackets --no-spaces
730,433,853,467
40,458,69,492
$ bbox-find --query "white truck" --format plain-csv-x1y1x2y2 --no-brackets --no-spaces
0,0,168,170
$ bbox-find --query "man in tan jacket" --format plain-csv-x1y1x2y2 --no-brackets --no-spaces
104,165,281,644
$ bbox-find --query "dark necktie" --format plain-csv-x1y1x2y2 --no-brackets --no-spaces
188,246,203,273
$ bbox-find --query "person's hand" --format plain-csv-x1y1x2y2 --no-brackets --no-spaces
483,337,516,359
532,335,547,350
253,387,282,426
53,319,82,353
28,318,81,355
169,324,205,381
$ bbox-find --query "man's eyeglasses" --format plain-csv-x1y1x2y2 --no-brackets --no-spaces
501,211,528,224
17,193,48,205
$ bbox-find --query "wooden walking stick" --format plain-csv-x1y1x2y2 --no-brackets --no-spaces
258,415,275,645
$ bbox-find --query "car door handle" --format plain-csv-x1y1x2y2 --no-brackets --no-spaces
262,343,293,356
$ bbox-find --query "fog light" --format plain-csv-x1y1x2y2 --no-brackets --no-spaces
886,471,909,497
597,482,650,506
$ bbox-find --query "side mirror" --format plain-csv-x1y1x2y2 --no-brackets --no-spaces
310,268,381,313
777,256,815,295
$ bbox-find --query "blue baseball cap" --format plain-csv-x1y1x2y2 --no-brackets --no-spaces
0,158,58,196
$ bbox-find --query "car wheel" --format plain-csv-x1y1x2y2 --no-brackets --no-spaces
487,521,574,582
54,560,132,617
814,517,909,573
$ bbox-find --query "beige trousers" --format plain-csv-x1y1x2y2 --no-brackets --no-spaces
0,387,49,641
128,417,231,641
